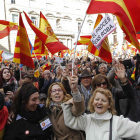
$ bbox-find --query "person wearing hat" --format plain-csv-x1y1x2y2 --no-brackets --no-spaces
39,93,47,106
78,69,93,113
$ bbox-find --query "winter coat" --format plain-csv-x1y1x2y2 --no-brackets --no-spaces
62,104,140,140
49,97,85,140
39,77,59,95
121,82,140,122
3,104,53,140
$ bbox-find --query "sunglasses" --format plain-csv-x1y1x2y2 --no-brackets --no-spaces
96,81,107,87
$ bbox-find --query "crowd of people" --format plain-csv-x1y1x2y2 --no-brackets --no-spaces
0,54,140,140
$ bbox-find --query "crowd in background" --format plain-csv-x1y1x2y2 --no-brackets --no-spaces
0,54,140,140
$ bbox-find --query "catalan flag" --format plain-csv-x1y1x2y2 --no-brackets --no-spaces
88,14,112,63
13,13,35,69
86,0,140,50
0,20,18,39
23,11,68,55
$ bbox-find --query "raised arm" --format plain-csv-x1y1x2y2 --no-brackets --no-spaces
117,115,140,139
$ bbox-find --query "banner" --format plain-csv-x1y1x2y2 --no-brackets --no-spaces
91,14,116,49
2,51,13,61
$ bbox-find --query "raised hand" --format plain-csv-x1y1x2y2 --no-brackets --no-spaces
115,63,126,82
69,75,78,93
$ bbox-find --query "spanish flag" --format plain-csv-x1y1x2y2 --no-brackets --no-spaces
34,62,51,77
13,13,35,69
131,68,136,81
0,106,9,140
86,0,140,50
0,20,18,39
88,14,112,63
33,12,57,55
23,11,68,55
0,50,3,62
74,35,91,45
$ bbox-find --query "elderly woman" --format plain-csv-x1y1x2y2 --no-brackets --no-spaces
91,74,126,115
4,82,52,140
46,75,85,140
62,88,140,140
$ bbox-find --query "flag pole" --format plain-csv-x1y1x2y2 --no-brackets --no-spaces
72,13,87,75
33,51,40,68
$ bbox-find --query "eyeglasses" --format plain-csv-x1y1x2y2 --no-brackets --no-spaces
96,82,107,87
51,88,63,93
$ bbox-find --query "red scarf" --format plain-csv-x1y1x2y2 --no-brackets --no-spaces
0,106,9,131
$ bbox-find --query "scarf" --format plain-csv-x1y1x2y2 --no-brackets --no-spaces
49,102,62,118
19,106,42,123
0,106,9,131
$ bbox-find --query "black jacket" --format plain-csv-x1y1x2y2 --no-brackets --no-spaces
4,104,53,140
122,82,140,122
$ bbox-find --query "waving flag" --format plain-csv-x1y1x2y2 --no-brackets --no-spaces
23,11,68,54
13,13,35,69
74,35,91,45
33,12,57,55
34,62,51,77
0,20,18,39
86,0,140,50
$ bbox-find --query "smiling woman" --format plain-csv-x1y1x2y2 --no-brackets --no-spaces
46,78,85,140
4,82,52,140
62,88,140,140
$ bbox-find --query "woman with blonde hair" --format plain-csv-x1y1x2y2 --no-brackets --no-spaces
62,88,140,140
46,75,85,140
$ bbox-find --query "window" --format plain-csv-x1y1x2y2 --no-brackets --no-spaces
12,14,18,23
31,16,37,26
114,35,117,44
11,0,15,4
78,22,81,32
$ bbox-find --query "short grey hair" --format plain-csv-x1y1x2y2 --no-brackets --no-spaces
98,63,107,69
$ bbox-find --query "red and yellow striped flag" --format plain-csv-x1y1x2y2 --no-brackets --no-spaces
0,50,3,62
131,68,136,81
34,12,58,55
13,13,35,69
86,0,140,50
34,62,51,77
0,20,18,39
74,35,91,45
88,14,112,63
23,11,68,55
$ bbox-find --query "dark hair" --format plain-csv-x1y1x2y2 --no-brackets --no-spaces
11,82,38,115
0,68,12,88
91,74,112,91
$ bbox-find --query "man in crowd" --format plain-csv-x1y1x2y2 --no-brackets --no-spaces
78,69,93,113
39,69,59,95
98,63,107,75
